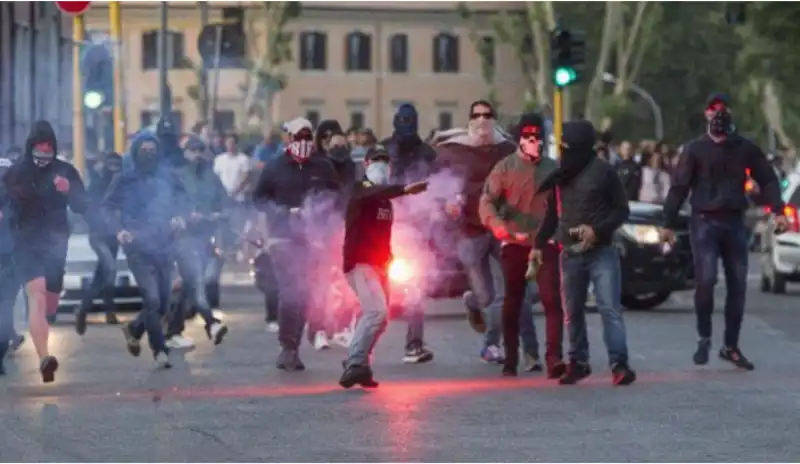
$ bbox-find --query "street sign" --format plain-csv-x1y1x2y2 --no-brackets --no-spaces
55,1,92,15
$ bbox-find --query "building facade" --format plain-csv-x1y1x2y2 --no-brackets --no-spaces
82,1,527,139
0,3,75,151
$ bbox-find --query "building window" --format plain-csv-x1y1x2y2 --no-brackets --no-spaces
389,34,408,73
480,36,495,78
299,32,327,71
212,110,236,133
140,110,183,131
141,31,188,70
349,111,365,130
345,31,371,72
438,112,453,131
433,33,459,73
305,110,320,129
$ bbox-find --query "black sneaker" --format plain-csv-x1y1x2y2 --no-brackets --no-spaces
105,312,119,325
276,348,305,372
501,364,518,377
402,346,434,364
611,362,637,386
121,323,141,357
75,308,88,335
40,355,59,383
547,359,567,379
463,291,486,333
559,361,592,385
339,364,379,389
205,320,229,345
693,338,711,365
719,346,755,371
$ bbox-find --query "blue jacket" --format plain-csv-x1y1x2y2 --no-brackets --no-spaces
102,133,187,257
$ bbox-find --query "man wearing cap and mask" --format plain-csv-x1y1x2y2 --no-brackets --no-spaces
660,93,786,371
75,152,124,335
339,146,428,388
381,103,437,182
536,120,636,386
253,117,341,371
479,112,565,378
102,132,192,369
2,120,92,382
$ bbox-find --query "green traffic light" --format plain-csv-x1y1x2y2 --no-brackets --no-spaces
84,91,105,110
554,67,577,86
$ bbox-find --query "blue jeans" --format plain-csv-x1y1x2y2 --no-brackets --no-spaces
561,245,629,366
81,234,119,313
126,250,171,354
690,214,748,347
174,239,218,327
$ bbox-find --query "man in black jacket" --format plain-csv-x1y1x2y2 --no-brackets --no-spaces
661,94,786,370
75,152,123,334
536,120,636,386
339,147,428,388
614,141,641,201
3,120,91,383
253,117,341,371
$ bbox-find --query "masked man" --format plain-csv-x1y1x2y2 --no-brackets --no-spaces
479,113,565,378
103,133,189,369
253,117,341,371
535,120,636,386
660,93,785,370
165,136,229,350
2,121,91,383
339,147,429,388
381,103,437,182
75,152,123,334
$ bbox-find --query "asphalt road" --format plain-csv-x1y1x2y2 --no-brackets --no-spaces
2,268,800,462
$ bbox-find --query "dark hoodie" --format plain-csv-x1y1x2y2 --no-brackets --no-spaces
380,104,437,182
435,128,516,236
102,132,187,256
87,153,122,236
314,119,356,189
3,120,89,242
535,120,629,250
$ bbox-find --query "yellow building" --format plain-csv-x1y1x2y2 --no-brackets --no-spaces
83,1,528,139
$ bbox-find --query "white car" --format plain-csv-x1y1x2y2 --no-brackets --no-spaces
58,217,142,315
760,172,800,293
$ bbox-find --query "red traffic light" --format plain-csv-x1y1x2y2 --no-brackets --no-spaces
55,1,92,15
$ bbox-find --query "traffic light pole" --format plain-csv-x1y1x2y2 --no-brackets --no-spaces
553,86,564,160
158,2,171,122
72,14,86,178
110,1,125,153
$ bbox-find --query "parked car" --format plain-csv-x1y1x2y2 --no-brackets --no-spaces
56,215,142,318
615,202,694,310
760,172,800,293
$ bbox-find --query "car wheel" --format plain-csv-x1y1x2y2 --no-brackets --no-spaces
621,291,672,310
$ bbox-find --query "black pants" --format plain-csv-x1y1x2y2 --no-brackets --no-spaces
254,251,279,323
501,242,564,369
270,240,312,350
81,234,119,313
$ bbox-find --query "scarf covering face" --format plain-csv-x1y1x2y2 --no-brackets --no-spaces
32,142,55,168
536,120,598,194
393,103,419,140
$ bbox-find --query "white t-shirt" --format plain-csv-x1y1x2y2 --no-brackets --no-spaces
213,152,252,202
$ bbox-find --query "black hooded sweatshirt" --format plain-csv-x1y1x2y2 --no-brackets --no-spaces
535,120,629,250
3,120,89,241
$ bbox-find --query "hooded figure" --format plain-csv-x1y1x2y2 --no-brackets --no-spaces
380,103,437,182
2,120,91,383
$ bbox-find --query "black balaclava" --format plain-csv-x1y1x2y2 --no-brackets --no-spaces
706,93,734,138
536,120,597,194
131,133,161,175
315,119,344,153
103,152,123,178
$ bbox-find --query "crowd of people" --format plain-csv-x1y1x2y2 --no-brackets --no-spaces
0,92,786,391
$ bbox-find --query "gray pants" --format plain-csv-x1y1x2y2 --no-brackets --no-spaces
345,264,390,367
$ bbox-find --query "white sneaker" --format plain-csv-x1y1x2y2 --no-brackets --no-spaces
206,322,228,345
313,331,330,351
154,351,172,369
165,334,196,350
331,329,353,348
266,322,279,333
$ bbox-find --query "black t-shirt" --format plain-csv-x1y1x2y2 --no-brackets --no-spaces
342,181,406,274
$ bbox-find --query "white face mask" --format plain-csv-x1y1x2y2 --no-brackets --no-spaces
365,161,391,185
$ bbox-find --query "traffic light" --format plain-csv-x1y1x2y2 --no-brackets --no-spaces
82,44,113,110
550,28,586,87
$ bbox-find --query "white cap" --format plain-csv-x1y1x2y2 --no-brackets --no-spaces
284,117,312,135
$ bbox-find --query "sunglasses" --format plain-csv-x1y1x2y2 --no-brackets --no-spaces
470,112,494,120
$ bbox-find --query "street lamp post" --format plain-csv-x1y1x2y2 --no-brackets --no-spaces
602,72,664,141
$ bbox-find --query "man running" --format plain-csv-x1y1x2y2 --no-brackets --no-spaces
3,120,90,382
340,147,428,388
75,152,123,334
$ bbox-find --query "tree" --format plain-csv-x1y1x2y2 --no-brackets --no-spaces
237,1,301,136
